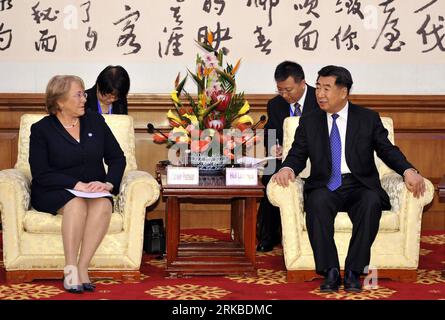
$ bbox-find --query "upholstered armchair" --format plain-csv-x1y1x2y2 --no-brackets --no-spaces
0,114,160,283
267,116,434,282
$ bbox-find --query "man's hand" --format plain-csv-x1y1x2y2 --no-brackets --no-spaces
404,169,426,198
272,167,295,187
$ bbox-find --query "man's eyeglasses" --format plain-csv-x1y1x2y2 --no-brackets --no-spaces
73,92,88,99
275,88,294,95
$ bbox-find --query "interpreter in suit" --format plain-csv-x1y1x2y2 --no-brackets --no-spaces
29,75,126,294
85,65,130,115
273,65,425,292
257,61,319,252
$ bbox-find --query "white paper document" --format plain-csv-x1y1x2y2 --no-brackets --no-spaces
66,189,113,198
236,156,278,167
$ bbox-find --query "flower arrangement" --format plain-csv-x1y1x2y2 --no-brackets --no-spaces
153,31,260,163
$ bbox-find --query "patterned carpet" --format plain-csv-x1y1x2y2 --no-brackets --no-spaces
0,229,444,301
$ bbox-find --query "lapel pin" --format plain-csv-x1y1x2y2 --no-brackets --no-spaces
88,133,93,137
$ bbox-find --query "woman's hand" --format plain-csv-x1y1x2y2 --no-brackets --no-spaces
74,181,112,193
73,181,92,192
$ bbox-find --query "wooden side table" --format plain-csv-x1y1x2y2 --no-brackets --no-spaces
156,164,264,277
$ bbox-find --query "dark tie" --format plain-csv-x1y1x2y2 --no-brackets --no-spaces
327,114,342,191
295,103,302,117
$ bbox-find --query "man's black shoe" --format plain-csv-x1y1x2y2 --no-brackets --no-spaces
256,242,274,252
320,267,341,293
344,270,362,293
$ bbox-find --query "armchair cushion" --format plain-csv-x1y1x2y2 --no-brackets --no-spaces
23,210,123,235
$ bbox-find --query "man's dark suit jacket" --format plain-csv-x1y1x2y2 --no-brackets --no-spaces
264,85,318,155
85,85,128,114
29,110,126,214
282,102,414,210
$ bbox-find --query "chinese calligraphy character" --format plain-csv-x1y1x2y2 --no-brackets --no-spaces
335,0,364,19
253,26,272,55
85,26,97,52
80,1,91,23
31,2,59,24
158,26,184,57
170,6,183,26
158,3,185,58
246,0,279,27
294,20,318,51
372,0,405,52
414,0,438,13
331,25,359,50
34,29,57,52
113,5,141,55
198,23,232,51
0,0,12,11
416,14,444,53
0,22,12,50
203,0,226,16
294,0,320,19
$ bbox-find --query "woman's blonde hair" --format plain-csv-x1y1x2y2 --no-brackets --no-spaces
45,75,85,115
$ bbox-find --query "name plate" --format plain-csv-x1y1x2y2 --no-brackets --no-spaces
167,166,199,185
225,167,258,186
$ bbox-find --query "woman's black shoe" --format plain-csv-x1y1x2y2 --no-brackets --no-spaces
82,282,96,292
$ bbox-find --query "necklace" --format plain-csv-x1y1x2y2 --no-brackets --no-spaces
62,118,79,129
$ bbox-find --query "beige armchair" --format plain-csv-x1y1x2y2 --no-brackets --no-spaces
0,114,160,283
267,116,434,282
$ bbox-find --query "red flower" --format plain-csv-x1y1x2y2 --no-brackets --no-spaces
153,133,168,144
236,122,252,132
204,113,226,130
191,139,211,153
211,91,231,112
178,107,194,115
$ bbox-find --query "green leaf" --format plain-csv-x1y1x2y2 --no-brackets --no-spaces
195,40,214,53
201,100,220,119
187,68,205,94
175,75,188,95
215,68,235,89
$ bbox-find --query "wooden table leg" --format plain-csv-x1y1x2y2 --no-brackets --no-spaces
231,198,244,244
244,197,257,266
166,196,180,265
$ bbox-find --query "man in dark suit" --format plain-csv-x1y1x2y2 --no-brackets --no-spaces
273,65,425,292
257,61,319,252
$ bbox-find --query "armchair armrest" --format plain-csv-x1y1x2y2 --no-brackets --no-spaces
381,172,435,213
114,170,160,266
0,169,31,218
267,177,304,210
0,169,31,266
380,171,434,260
267,177,306,267
380,173,405,213
116,170,160,229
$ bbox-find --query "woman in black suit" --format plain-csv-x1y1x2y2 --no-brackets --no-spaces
29,75,126,293
85,65,130,115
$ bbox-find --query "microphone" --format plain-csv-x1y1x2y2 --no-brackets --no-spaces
147,123,169,139
252,115,267,130
240,115,267,147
